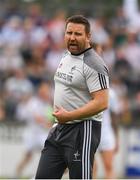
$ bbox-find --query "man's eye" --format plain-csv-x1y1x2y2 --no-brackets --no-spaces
67,32,72,35
75,33,82,36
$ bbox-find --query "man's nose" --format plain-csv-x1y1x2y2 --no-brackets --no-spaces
70,34,76,40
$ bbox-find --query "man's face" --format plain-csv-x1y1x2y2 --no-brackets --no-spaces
64,22,90,54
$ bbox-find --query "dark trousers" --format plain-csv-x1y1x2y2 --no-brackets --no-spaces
35,120,101,179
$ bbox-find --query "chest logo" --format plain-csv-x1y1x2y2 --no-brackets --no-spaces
69,66,76,75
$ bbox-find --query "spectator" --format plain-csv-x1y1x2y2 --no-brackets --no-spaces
4,68,33,120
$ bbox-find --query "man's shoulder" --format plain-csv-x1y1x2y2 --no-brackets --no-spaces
62,50,69,58
83,48,109,75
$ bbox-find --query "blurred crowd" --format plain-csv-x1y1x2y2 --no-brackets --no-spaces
0,0,140,127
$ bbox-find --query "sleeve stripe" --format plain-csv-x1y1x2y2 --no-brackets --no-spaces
98,73,103,89
102,74,107,88
104,65,109,75
98,73,107,89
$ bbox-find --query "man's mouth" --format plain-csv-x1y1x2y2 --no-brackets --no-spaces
69,43,78,48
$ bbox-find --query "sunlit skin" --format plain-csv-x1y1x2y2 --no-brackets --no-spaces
64,22,91,54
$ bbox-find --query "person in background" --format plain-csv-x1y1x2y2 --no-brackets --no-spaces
15,81,54,178
92,43,121,179
35,15,109,179
4,68,33,120
93,87,121,179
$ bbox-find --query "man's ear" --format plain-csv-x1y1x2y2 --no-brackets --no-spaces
87,33,91,43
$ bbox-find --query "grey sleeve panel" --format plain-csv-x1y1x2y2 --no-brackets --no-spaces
83,49,109,76
83,49,109,92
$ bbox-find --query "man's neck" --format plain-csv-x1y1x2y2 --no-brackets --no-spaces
71,46,92,56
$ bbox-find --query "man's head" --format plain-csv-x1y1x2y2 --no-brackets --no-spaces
65,15,91,55
38,81,51,101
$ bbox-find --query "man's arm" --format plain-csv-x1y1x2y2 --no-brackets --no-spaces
53,89,109,123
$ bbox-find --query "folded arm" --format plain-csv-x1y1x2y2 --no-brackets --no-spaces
53,89,109,123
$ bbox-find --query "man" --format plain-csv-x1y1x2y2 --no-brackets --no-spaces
93,87,121,179
35,15,109,179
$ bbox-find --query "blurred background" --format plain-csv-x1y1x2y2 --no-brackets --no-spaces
0,0,140,179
